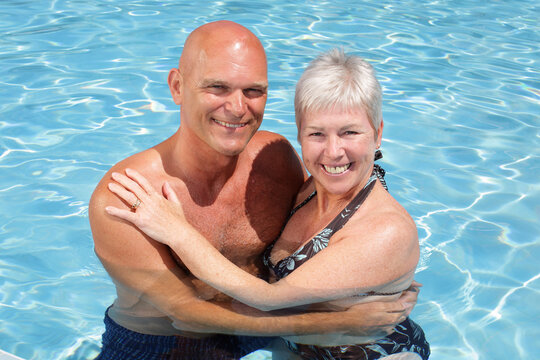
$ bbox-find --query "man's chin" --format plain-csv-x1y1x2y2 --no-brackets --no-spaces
215,135,256,157
219,146,247,157
209,140,246,157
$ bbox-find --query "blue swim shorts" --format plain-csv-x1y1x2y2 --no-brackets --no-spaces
94,309,274,360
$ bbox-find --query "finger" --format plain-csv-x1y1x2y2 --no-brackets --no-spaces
108,182,139,207
387,305,407,314
400,286,419,301
163,181,180,203
380,300,407,314
403,305,413,318
410,280,423,288
399,313,407,323
111,171,148,201
105,205,139,223
398,291,416,315
125,168,155,195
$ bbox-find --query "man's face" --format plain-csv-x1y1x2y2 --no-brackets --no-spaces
179,42,268,157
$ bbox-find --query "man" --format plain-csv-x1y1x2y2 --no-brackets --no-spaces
89,20,415,359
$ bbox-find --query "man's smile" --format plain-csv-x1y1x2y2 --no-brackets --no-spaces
213,118,247,128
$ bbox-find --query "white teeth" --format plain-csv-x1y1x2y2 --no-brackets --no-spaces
214,119,246,128
323,164,351,174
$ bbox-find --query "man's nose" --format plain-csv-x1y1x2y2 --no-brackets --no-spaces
225,90,247,118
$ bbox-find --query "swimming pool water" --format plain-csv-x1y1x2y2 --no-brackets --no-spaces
0,0,538,359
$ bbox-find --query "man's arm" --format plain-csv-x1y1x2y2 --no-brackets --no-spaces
89,178,409,337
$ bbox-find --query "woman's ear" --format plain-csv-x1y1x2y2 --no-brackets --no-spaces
168,68,183,105
376,119,384,148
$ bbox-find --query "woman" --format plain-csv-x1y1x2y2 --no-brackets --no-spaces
106,49,430,359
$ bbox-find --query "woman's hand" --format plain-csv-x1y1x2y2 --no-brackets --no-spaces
105,168,188,246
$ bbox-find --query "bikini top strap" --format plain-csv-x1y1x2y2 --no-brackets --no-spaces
323,175,377,234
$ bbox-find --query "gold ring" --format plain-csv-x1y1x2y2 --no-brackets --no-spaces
131,198,141,211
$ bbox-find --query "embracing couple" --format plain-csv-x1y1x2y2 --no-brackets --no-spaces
89,20,430,360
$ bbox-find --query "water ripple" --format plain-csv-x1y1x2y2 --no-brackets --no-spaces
0,0,539,359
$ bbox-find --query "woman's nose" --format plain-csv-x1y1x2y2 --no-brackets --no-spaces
325,135,345,158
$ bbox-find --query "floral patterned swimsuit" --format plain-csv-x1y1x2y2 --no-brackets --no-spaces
263,160,430,360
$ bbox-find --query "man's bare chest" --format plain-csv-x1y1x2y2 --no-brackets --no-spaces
162,170,294,262
176,192,277,261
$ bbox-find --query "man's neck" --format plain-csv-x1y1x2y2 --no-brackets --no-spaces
163,127,241,205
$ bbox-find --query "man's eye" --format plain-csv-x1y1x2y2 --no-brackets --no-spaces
244,88,265,98
344,131,358,135
310,132,323,136
207,85,227,93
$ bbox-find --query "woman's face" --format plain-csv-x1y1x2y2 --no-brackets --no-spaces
299,108,383,196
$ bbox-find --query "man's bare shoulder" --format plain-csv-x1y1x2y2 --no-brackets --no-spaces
88,148,175,270
250,130,288,144
90,149,159,216
246,130,306,181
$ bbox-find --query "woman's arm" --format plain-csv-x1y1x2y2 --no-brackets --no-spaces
92,169,413,338
106,169,418,311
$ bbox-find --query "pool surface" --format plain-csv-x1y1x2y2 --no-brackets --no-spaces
1,1,538,359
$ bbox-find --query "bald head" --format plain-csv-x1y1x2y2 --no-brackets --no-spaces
179,21,266,74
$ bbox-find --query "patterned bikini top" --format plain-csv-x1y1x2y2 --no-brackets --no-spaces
264,151,388,280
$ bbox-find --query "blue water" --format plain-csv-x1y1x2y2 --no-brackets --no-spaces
0,1,538,359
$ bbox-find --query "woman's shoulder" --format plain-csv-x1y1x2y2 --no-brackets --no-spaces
342,184,418,247
336,192,419,278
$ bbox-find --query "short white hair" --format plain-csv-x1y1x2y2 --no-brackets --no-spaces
295,48,382,134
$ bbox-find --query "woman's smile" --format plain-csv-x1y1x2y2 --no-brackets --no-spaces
322,163,352,175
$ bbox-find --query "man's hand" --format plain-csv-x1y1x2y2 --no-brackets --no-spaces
343,282,421,338
401,281,421,318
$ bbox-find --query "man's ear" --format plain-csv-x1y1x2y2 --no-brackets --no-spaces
168,68,183,105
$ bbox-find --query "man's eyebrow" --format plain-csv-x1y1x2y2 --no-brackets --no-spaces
199,79,228,87
304,125,323,131
199,79,267,90
249,82,268,90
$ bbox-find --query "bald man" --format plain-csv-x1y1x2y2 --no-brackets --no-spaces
89,21,414,359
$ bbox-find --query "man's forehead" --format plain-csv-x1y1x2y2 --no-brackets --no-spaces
183,39,267,87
